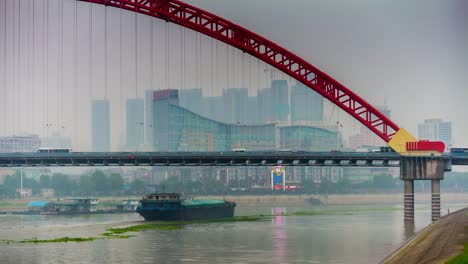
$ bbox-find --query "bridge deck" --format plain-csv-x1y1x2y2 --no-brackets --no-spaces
0,151,453,167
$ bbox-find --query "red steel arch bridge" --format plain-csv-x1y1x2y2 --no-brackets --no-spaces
79,0,444,155
1,0,464,222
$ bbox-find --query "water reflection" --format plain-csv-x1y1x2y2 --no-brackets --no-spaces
1,203,466,263
272,208,286,263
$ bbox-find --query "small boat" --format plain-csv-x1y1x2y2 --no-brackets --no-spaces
136,193,236,221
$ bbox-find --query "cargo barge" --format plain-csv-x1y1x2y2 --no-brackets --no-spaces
136,193,236,221
8,198,138,215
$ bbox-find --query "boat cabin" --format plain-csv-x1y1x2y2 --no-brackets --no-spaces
142,193,181,201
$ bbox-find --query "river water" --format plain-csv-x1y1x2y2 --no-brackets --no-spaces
0,202,465,264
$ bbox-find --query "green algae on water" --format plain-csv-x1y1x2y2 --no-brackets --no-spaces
106,223,183,235
19,237,97,243
105,216,268,235
101,232,134,239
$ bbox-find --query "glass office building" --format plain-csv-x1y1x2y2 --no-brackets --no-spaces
152,89,341,152
279,125,341,151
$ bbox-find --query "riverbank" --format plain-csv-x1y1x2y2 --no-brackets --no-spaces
202,192,468,206
382,207,468,264
3,193,468,211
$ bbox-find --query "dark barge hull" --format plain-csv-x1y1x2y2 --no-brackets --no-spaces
137,203,235,221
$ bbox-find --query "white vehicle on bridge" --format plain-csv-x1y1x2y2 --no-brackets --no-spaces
37,148,72,153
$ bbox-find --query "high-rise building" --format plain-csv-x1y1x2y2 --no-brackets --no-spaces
126,98,145,150
270,80,289,122
153,89,180,151
279,126,342,151
145,90,155,148
179,88,204,115
91,99,110,152
153,89,277,151
222,88,249,125
418,119,452,148
257,88,272,124
291,82,323,123
0,134,41,152
152,89,342,152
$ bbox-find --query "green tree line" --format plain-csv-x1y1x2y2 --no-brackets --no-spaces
0,170,148,198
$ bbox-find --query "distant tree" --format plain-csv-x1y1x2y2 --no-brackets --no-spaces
24,177,40,195
79,174,94,195
301,178,316,193
335,177,352,193
39,175,51,189
3,172,40,196
51,173,73,196
162,177,183,193
4,174,20,193
0,185,8,198
202,177,225,195
373,174,395,189
1,175,18,198
130,179,147,194
108,173,124,194
90,170,108,195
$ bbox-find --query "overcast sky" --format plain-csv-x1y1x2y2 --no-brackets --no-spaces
0,0,467,150
185,0,468,147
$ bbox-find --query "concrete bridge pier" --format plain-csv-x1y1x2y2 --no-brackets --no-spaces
403,180,414,221
401,157,445,222
431,179,441,221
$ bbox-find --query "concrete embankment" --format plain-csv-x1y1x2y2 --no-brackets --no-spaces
383,207,468,264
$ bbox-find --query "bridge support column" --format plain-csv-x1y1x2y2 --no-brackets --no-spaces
401,157,445,222
431,179,441,221
403,180,414,221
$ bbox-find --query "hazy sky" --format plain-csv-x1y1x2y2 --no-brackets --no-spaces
185,0,468,146
0,0,467,150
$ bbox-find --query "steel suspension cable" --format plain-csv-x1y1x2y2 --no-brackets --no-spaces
59,0,64,137
150,14,153,90
211,38,213,100
134,10,137,98
42,0,46,137
26,0,30,135
104,3,109,149
119,3,123,147
46,0,50,137
2,0,6,135
165,22,168,90
242,51,245,89
17,0,21,133
226,43,228,90
89,0,92,149
31,0,35,135
180,26,182,90
232,44,234,88
199,31,202,91
12,0,15,134
215,39,218,95
195,31,198,90
74,0,78,149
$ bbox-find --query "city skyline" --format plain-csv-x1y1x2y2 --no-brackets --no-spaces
1,0,465,152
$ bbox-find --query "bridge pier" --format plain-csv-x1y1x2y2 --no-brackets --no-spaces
401,157,446,222
431,179,440,221
403,180,414,221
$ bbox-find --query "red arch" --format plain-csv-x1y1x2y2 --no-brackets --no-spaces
82,0,399,142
